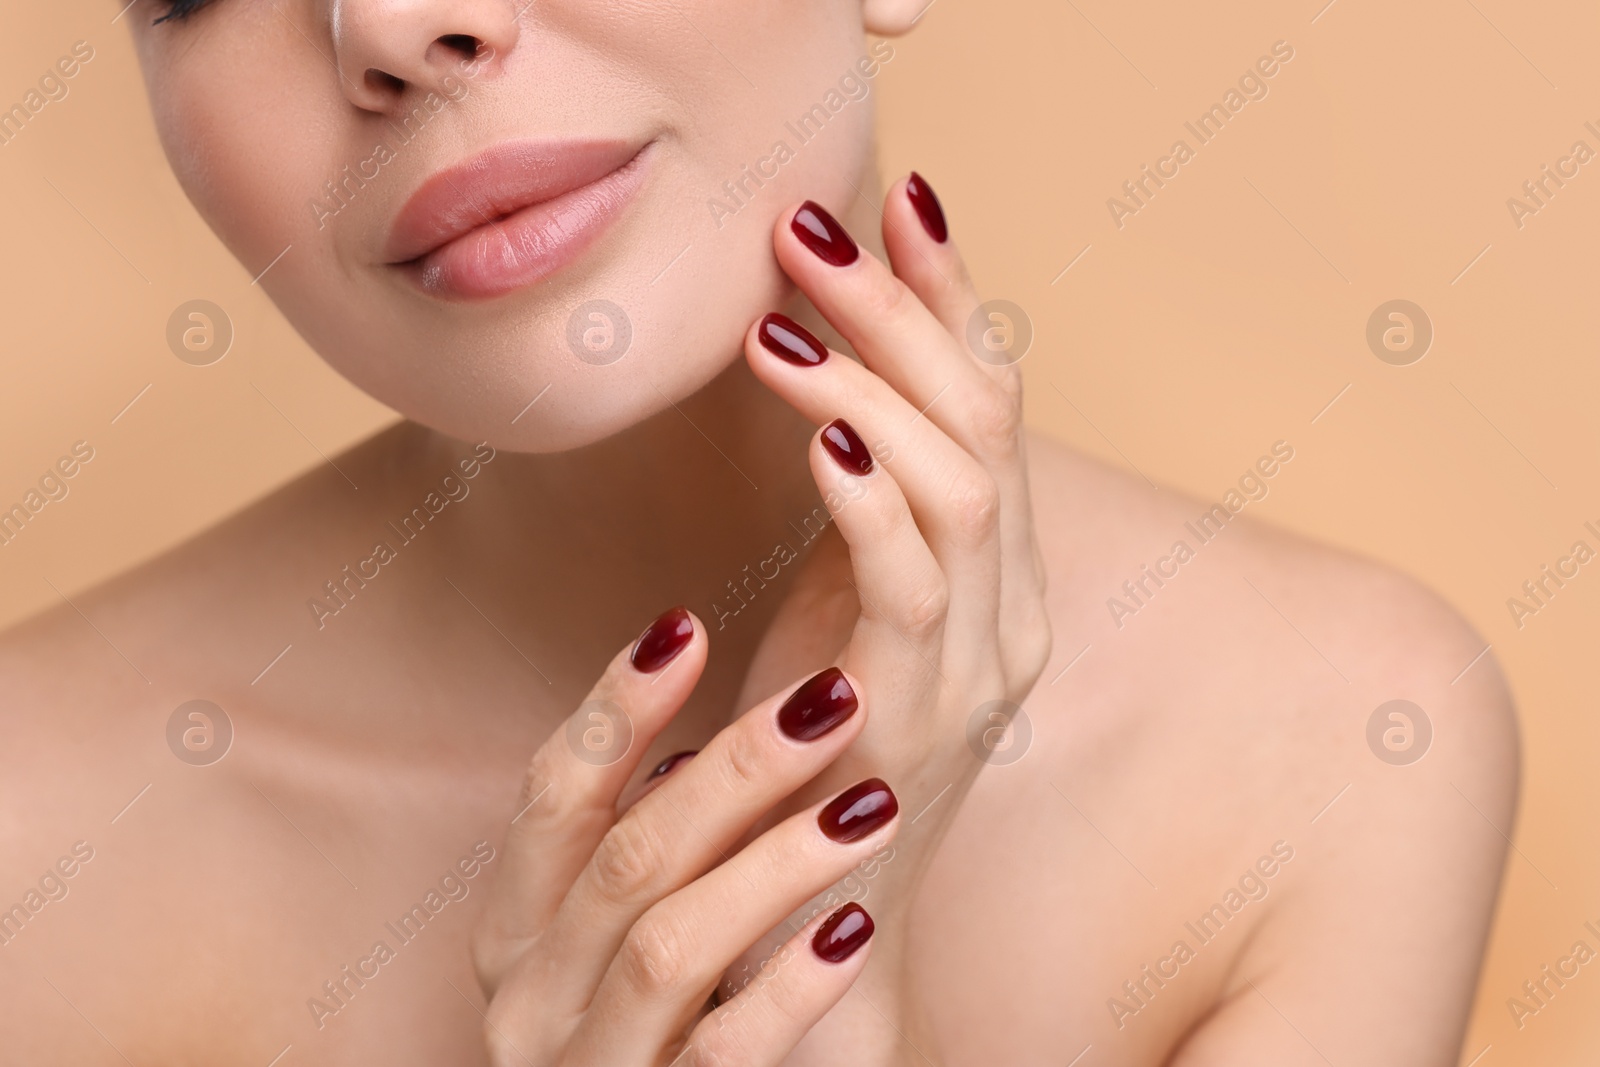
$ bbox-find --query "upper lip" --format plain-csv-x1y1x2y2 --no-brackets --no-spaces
384,139,645,265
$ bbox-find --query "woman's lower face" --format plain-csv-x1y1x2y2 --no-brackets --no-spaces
132,0,894,452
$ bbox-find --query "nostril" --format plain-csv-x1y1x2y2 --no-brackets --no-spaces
364,69,405,96
436,34,481,61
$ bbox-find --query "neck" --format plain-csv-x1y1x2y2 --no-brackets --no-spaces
425,358,816,651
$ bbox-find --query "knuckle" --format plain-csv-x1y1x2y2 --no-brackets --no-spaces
515,747,571,826
716,725,768,794
619,911,691,998
948,470,1001,543
994,361,1026,404
591,815,666,904
967,388,1022,457
894,578,949,640
683,1033,742,1067
860,272,914,323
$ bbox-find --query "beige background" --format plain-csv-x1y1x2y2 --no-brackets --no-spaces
3,0,1597,1061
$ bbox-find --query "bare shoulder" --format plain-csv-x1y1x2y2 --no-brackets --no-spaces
1022,430,1518,1062
1022,428,1516,772
0,589,170,1034
0,452,359,881
0,530,257,880
0,597,145,858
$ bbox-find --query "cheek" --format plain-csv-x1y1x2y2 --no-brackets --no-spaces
145,23,343,271
135,0,877,452
163,105,305,264
674,0,876,192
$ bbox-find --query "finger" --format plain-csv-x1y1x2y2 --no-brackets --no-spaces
685,903,875,1067
879,177,1051,681
746,319,998,654
774,199,1016,472
568,780,898,1063
506,665,868,1021
772,199,1042,677
807,418,960,692
475,605,704,990
882,173,981,344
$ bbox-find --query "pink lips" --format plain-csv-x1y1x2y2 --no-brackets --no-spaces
385,139,651,301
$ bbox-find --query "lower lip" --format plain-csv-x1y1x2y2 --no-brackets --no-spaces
396,144,652,301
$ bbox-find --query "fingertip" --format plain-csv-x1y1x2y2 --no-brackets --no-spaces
768,664,868,748
773,199,803,243
881,173,978,336
812,901,875,963
630,604,697,674
818,417,875,477
904,171,949,244
775,198,862,272
770,200,806,267
754,311,831,368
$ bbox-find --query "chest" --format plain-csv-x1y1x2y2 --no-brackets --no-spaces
907,704,1303,1066
45,699,1284,1067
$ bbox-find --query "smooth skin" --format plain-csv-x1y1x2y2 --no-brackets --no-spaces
468,190,1054,1066
0,0,1516,1064
0,180,1517,1067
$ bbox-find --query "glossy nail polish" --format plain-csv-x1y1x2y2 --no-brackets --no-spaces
818,778,898,843
776,667,858,741
813,902,874,963
791,201,859,266
758,313,828,367
646,750,697,781
821,419,873,476
631,606,693,673
906,172,948,243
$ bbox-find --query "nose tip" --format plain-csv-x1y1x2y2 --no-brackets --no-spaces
330,0,519,114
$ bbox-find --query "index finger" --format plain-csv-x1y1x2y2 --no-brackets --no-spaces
474,605,705,992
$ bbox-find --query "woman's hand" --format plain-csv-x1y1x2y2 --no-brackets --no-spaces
470,611,900,1066
728,175,1052,1057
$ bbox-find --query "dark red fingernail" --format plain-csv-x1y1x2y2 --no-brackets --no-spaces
813,902,874,963
646,750,697,781
821,419,873,476
776,667,858,741
791,201,859,266
818,778,897,843
758,313,829,367
906,172,948,243
631,606,693,673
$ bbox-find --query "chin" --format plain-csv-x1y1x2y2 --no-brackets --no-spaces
292,237,785,455
242,115,863,456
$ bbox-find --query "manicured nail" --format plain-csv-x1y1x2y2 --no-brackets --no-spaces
646,750,697,781
818,778,898,843
631,606,693,673
906,172,948,243
758,313,828,367
791,201,859,266
813,902,874,963
821,419,873,476
776,667,858,741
